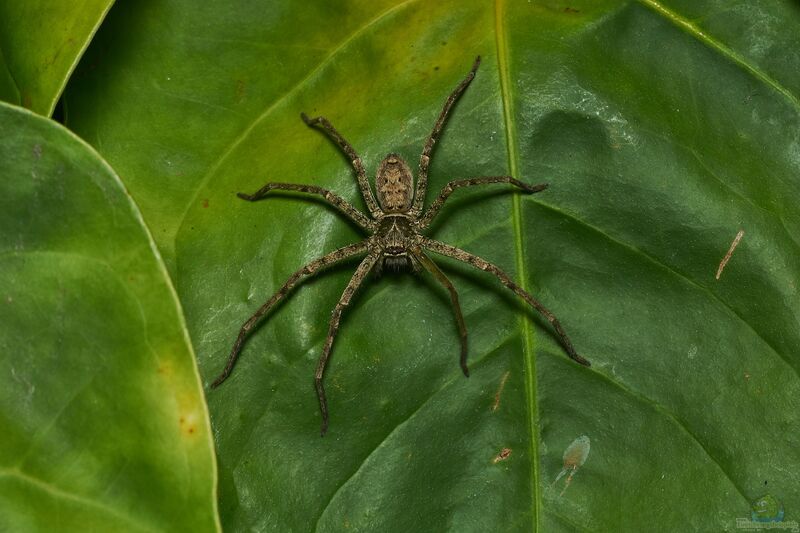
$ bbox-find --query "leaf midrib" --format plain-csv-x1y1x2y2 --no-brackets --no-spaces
493,0,541,530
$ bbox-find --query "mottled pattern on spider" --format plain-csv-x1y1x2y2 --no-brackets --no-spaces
212,56,590,435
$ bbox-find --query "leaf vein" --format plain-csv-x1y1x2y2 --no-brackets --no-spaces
546,350,751,505
533,198,800,378
173,0,421,245
637,0,800,112
312,339,512,531
0,467,153,532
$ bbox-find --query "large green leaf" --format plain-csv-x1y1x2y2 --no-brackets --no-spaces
65,1,800,530
0,0,114,115
0,102,219,531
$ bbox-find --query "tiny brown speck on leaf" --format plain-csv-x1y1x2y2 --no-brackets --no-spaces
202,199,209,208
492,371,511,411
179,414,197,436
716,230,744,280
492,448,512,463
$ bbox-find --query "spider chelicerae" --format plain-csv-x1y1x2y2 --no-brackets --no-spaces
212,56,590,435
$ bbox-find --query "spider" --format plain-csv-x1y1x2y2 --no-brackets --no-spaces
212,56,590,435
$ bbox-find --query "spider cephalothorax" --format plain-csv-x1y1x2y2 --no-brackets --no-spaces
374,213,419,273
213,56,590,435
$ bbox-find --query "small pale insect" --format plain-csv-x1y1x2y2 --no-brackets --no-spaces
553,435,591,496
212,56,590,435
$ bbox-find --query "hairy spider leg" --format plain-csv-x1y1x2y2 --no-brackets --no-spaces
422,238,590,367
238,182,375,232
412,55,482,216
300,113,382,217
412,248,469,376
316,253,381,436
419,176,548,229
211,241,370,388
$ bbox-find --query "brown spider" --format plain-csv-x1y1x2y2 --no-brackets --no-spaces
212,56,590,435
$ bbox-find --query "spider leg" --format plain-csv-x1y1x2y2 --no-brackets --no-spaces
238,182,375,231
316,252,380,436
300,113,381,217
411,248,469,377
421,238,590,367
211,241,369,388
419,177,547,229
412,56,481,215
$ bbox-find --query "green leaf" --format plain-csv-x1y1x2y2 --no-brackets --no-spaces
0,102,219,531
0,0,114,115
64,1,800,530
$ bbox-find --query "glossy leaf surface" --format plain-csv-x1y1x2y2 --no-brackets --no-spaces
0,0,114,115
65,1,800,530
0,102,218,531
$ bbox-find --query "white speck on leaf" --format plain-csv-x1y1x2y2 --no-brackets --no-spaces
553,435,590,496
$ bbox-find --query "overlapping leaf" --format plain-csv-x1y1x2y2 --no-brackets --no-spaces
0,102,218,531
0,1,114,115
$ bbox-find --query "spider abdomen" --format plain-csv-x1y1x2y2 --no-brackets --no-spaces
375,153,413,212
